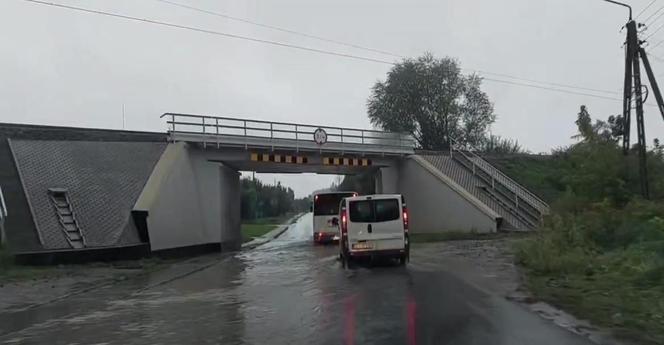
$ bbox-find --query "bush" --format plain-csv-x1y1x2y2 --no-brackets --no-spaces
518,200,664,260
512,109,664,343
516,206,664,341
516,199,664,343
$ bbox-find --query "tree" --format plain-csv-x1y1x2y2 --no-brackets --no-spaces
477,134,526,154
239,177,297,220
572,105,614,143
367,53,495,150
607,114,624,141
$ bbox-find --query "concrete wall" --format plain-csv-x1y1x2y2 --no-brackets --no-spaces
399,156,499,233
135,141,498,253
134,142,240,251
375,164,400,194
219,164,241,251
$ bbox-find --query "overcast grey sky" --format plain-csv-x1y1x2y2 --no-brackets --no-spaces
1,0,663,197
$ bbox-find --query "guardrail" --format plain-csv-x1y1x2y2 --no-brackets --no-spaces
161,113,415,155
0,186,6,220
0,186,6,245
449,139,549,217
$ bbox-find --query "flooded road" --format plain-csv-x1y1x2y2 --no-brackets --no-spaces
0,214,596,345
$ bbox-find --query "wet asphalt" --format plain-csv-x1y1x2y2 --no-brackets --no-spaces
0,214,596,345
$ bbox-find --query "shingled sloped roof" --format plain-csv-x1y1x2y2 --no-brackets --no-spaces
10,140,166,249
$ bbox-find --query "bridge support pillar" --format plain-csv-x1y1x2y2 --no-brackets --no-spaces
219,164,241,251
375,165,400,194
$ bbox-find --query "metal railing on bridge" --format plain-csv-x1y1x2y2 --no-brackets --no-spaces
449,139,550,227
161,113,415,155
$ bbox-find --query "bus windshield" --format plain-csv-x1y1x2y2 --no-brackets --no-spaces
313,193,355,216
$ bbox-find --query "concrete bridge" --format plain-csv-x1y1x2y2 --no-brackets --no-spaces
0,114,548,263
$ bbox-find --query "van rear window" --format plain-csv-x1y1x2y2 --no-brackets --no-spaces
349,200,373,222
349,199,400,222
375,199,400,221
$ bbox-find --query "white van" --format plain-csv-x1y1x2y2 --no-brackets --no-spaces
338,194,409,266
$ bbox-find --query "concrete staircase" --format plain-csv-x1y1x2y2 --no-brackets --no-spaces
418,150,549,231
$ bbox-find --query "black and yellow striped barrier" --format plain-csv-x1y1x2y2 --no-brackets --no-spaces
250,153,371,167
250,153,308,164
322,157,372,166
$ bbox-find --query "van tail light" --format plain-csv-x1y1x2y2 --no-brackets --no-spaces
402,206,409,233
341,208,348,236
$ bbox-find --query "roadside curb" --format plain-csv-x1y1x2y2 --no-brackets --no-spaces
241,213,304,250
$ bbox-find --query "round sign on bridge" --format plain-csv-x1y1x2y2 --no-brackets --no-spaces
313,128,327,145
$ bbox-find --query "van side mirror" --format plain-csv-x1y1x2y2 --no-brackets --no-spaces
309,205,313,212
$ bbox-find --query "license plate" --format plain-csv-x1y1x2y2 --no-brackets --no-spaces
352,242,373,250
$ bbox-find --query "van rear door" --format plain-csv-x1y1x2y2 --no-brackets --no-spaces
370,197,404,241
347,196,404,247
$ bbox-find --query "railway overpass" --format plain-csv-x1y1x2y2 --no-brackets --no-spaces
0,114,548,263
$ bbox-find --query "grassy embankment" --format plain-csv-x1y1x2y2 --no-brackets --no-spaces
491,152,664,345
241,213,297,243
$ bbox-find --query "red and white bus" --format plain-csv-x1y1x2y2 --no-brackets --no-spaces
311,191,357,243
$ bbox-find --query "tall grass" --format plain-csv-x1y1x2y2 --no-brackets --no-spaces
515,199,664,344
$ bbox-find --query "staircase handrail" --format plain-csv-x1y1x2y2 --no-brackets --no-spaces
449,139,549,214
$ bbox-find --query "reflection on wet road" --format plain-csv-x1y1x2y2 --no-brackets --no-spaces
0,214,595,345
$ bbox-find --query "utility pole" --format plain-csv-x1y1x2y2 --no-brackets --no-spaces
605,0,664,199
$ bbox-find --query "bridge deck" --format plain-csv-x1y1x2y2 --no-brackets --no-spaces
163,113,415,156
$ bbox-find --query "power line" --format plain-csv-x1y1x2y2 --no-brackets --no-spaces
642,3,664,23
644,5,664,26
480,78,624,102
468,69,621,95
156,0,622,96
647,51,664,62
154,0,403,59
650,39,664,49
19,0,630,104
636,0,658,19
645,21,664,39
19,0,396,65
